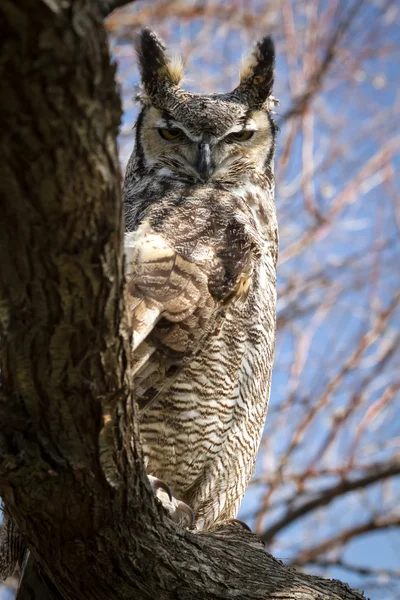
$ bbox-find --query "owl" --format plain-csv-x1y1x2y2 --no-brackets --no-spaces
124,28,278,529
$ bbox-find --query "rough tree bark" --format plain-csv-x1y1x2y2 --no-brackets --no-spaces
0,1,369,599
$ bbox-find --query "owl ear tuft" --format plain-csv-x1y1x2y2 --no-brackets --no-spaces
135,28,184,99
234,35,275,108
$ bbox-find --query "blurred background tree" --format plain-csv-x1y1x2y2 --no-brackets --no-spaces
2,0,399,598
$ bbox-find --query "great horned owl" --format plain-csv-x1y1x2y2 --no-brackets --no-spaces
124,29,278,529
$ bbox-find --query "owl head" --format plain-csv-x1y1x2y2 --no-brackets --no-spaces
132,28,277,185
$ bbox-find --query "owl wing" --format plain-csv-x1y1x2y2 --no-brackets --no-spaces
125,218,252,411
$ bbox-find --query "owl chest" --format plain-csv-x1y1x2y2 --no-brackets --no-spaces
140,259,276,491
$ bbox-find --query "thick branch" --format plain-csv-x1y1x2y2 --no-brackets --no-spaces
0,1,369,599
17,555,61,600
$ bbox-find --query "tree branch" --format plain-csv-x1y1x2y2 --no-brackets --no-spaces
291,515,400,567
305,558,400,579
0,1,370,599
260,460,400,543
17,555,61,600
283,0,365,120
100,0,135,18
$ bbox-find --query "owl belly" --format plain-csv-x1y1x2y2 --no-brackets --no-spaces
139,299,275,528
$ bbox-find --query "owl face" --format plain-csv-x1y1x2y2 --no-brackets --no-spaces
133,29,277,185
138,98,275,184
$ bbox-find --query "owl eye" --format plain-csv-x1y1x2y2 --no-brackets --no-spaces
158,128,182,141
228,130,255,142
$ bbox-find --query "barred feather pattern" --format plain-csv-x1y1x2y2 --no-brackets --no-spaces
125,171,277,529
124,28,278,530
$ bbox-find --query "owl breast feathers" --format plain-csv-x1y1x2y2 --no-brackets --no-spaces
124,28,278,529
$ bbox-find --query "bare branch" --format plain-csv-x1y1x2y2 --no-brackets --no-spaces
291,514,400,567
305,558,400,579
283,0,366,120
260,461,400,543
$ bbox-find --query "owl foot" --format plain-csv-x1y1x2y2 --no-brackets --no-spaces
229,518,252,531
148,475,195,528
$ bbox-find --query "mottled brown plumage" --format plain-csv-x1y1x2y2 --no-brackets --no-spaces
124,28,278,529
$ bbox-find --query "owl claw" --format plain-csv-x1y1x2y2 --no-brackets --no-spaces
148,474,194,528
230,518,252,532
148,475,173,501
176,501,195,527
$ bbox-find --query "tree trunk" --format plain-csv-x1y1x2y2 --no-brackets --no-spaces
0,1,368,599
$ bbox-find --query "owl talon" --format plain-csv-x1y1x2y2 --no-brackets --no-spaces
148,474,173,501
229,518,252,532
176,501,195,527
148,475,194,528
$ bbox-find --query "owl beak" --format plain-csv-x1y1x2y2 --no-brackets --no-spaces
197,142,212,181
